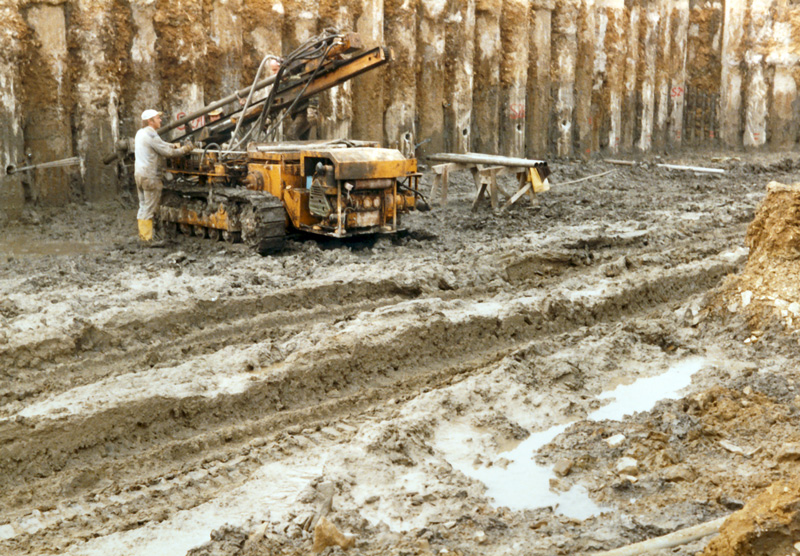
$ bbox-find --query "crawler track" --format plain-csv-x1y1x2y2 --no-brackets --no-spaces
160,186,286,254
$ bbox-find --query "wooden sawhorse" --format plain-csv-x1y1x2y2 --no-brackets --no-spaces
430,160,550,212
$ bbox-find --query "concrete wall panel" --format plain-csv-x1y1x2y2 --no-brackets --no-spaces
552,0,579,157
416,0,447,158
526,7,551,158
352,0,385,143
720,0,745,147
472,0,502,155
0,3,26,221
743,0,774,148
576,0,596,157
444,0,475,154
384,0,417,156
319,1,357,140
499,0,530,158
24,4,74,205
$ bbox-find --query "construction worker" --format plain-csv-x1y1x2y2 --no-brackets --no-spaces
208,108,223,122
134,109,193,243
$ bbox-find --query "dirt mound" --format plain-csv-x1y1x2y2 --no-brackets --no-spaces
746,182,800,261
717,181,800,335
701,480,800,556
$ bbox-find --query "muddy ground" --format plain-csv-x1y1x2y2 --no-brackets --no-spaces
2,152,800,556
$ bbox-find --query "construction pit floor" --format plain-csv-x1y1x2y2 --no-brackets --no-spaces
3,152,800,556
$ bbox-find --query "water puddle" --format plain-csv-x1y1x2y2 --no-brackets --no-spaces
437,421,606,520
590,356,706,422
435,356,707,520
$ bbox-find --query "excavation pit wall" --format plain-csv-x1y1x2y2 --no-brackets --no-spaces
2,0,800,207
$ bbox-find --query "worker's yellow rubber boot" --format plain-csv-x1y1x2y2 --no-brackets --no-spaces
138,219,153,242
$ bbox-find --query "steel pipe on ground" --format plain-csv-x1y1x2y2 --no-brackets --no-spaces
427,152,547,167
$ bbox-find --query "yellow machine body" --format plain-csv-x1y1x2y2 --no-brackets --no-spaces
161,143,421,251
242,146,418,237
152,31,424,253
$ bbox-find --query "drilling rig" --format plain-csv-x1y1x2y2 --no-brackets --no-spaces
109,30,425,254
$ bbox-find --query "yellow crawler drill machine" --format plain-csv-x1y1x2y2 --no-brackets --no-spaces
111,30,425,254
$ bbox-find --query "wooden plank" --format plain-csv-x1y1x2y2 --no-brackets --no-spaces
432,162,467,174
470,167,479,194
442,163,450,205
431,162,470,205
490,172,498,209
558,169,614,186
471,182,488,212
430,172,441,199
471,165,513,210
520,171,536,204
592,516,727,556
500,182,532,212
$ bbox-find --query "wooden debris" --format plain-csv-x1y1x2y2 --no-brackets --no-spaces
589,516,727,556
557,170,614,186
428,153,549,212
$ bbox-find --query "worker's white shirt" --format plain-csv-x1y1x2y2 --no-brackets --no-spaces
134,126,178,180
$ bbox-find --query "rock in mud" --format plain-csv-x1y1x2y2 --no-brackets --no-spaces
312,516,355,554
602,256,628,277
605,434,626,448
185,524,248,556
777,443,800,461
661,464,696,482
701,481,800,556
616,457,639,476
553,458,573,477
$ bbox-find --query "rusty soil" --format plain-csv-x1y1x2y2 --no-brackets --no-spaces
3,152,800,556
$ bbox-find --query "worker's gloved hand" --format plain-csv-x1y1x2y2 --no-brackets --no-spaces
181,141,195,154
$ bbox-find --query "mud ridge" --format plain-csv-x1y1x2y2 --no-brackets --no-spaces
1,251,741,506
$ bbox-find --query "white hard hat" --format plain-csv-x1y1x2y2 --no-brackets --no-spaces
141,109,162,120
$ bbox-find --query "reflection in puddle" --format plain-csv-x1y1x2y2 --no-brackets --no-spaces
437,421,606,520
435,357,707,520
590,356,706,422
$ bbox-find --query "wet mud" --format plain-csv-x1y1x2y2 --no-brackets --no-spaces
2,153,800,555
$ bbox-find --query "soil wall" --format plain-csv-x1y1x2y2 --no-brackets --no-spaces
2,0,800,209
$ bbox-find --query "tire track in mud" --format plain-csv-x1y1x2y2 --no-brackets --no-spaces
1,223,735,414
0,247,744,553
0,352,505,554
0,278,428,413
